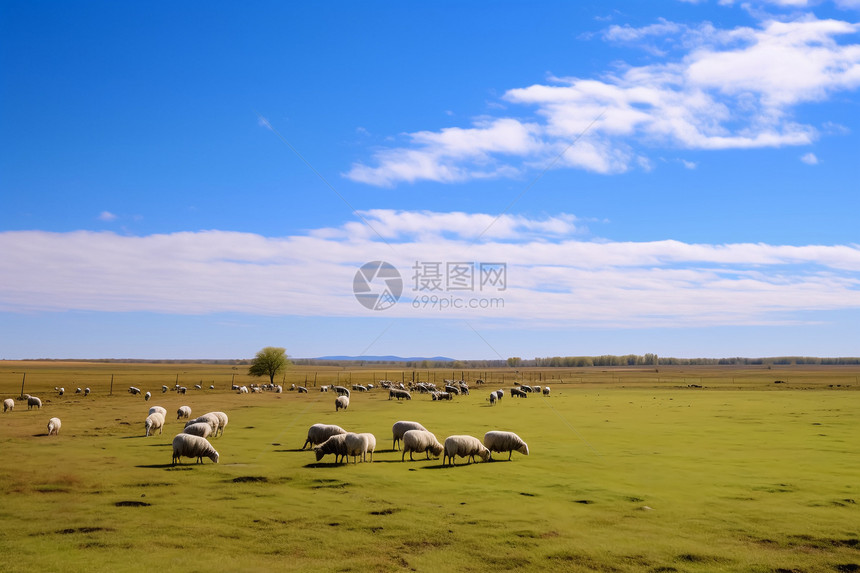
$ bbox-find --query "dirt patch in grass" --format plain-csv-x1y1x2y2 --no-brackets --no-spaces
370,508,399,515
232,476,268,483
114,500,151,507
57,527,112,535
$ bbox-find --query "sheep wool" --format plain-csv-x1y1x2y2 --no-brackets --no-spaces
302,423,347,450
206,411,228,437
27,396,42,410
182,422,212,438
391,421,428,450
3,398,13,413
145,412,165,437
483,431,529,460
185,413,220,436
335,395,349,411
172,433,219,465
358,432,376,462
401,429,444,461
344,432,371,464
177,406,192,420
443,435,491,466
47,417,61,436
148,406,167,417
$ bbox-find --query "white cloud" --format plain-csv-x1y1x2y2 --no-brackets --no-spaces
346,13,860,187
98,211,117,222
2,212,860,328
801,151,819,164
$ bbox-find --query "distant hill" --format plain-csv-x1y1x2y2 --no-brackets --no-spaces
313,355,456,362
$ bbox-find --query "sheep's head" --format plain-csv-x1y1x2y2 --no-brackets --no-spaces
210,451,220,464
518,444,530,456
478,447,491,462
314,448,325,462
430,443,444,457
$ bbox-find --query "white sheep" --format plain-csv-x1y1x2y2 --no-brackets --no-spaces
302,423,347,450
345,432,371,463
75,387,82,394
542,386,551,396
488,392,497,406
392,420,428,450
162,385,169,393
148,406,167,417
495,389,503,402
145,412,165,437
84,388,90,396
182,421,212,438
401,429,444,461
388,388,412,400
207,411,228,437
443,435,490,466
359,432,376,462
172,433,219,464
176,405,192,420
483,431,529,460
332,385,350,397
27,396,42,410
47,417,62,435
144,391,151,401
3,398,14,412
335,395,349,411
185,413,220,436
297,386,308,393
128,386,141,395
58,387,64,396
313,433,349,463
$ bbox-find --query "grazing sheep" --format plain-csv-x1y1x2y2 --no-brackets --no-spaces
58,388,64,396
238,386,249,394
302,423,347,450
185,413,220,435
359,432,376,462
207,411,228,437
389,388,412,401
542,386,551,396
313,433,350,464
27,396,42,410
401,429,444,461
510,388,527,398
194,384,202,390
4,398,14,412
144,391,151,401
520,384,533,393
488,392,497,406
275,385,283,393
162,385,169,393
47,417,61,436
335,395,349,411
148,406,167,417
182,422,212,438
352,384,367,392
443,435,491,466
178,387,187,394
75,387,82,394
145,412,165,437
176,405,192,420
495,390,503,402
128,386,141,395
84,388,90,396
534,385,542,393
392,420,428,450
484,431,529,460
297,386,308,393
172,434,219,465
345,432,371,463
320,385,329,392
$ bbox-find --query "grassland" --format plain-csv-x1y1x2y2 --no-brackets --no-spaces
0,361,858,572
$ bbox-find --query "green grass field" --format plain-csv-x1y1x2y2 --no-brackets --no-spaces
1,362,858,572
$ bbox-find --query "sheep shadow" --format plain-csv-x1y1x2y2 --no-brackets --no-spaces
135,463,180,469
303,462,348,469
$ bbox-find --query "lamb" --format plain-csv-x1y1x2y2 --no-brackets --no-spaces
182,422,212,438
542,386,551,396
185,413,220,435
335,395,349,411
313,433,350,464
172,433,219,464
401,429,444,461
176,405,192,420
148,406,167,417
3,398,14,412
27,396,42,410
483,431,529,460
47,417,61,436
392,420,428,450
443,435,491,466
145,412,165,437
302,423,348,450
206,411,228,437
359,432,376,462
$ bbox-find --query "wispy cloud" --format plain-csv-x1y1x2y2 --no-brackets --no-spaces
800,151,820,164
2,212,860,327
98,211,118,222
345,12,860,186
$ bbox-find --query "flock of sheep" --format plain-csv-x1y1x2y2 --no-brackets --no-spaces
301,420,529,466
3,376,544,467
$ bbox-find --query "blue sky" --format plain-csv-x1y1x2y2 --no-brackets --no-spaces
2,0,860,360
